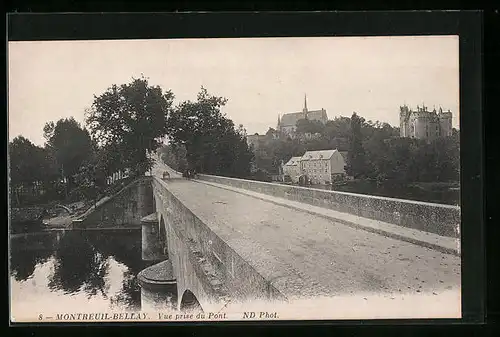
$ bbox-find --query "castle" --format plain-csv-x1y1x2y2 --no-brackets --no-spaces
399,104,453,140
277,95,328,135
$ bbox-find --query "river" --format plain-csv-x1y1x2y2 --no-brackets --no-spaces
10,228,160,318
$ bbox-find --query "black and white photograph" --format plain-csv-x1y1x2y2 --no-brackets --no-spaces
8,35,461,322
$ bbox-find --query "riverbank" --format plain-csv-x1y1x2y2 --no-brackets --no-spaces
10,177,138,234
10,202,85,234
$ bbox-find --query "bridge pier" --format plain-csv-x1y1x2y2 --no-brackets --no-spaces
141,213,167,261
137,260,177,311
139,213,178,311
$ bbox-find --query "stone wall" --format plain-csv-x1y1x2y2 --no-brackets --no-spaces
197,174,461,238
74,177,154,229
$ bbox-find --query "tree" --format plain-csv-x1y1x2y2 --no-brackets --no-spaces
360,120,401,181
237,124,247,137
317,117,352,152
43,117,94,198
85,76,174,176
324,117,351,138
166,87,253,178
362,133,459,185
10,136,36,187
430,135,460,182
159,143,188,172
253,137,305,175
345,112,368,178
295,119,325,135
73,148,109,206
9,136,59,206
265,127,278,139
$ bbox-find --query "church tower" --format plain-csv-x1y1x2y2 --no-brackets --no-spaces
303,94,308,114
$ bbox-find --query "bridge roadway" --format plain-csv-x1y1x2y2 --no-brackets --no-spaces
151,161,460,299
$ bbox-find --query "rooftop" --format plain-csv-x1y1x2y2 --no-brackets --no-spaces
284,156,303,166
301,149,339,161
280,109,328,127
280,112,306,127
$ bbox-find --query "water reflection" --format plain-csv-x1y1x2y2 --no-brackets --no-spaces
10,246,53,282
10,233,57,281
109,269,142,310
48,232,110,295
10,229,149,311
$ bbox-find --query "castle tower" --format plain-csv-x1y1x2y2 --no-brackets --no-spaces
399,105,411,137
413,107,426,139
438,108,453,137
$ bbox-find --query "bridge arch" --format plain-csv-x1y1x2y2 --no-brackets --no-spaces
179,289,203,312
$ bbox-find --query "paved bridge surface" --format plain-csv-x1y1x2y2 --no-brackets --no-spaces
149,158,461,317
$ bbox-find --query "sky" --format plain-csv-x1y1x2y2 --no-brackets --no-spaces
8,36,459,147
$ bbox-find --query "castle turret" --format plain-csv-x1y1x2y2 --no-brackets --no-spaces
438,108,453,137
413,108,428,139
399,105,411,137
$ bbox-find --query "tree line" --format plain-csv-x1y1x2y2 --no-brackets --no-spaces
9,74,459,208
9,76,254,207
345,112,459,184
248,112,459,185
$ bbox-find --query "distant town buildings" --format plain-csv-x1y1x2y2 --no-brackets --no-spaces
282,149,346,185
282,156,302,183
277,95,328,136
245,134,267,151
399,105,453,140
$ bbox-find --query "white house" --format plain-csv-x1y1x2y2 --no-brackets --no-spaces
282,156,303,183
299,149,346,185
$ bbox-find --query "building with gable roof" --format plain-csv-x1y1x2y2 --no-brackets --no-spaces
277,95,328,137
299,149,346,185
280,149,347,185
282,156,303,183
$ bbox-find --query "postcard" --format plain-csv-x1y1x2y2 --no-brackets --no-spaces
8,35,461,323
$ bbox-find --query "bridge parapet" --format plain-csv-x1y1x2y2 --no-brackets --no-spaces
152,177,286,310
196,174,460,238
150,165,461,312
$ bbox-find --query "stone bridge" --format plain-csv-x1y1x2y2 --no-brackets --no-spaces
145,159,461,314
